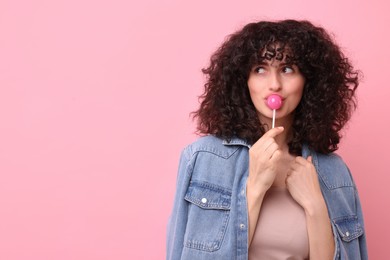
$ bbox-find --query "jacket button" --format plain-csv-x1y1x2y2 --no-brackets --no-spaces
240,224,245,229
345,231,350,237
201,198,207,203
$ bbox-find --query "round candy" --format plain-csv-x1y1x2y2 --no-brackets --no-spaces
267,94,282,110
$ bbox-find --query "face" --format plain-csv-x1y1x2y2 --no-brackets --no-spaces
247,58,305,127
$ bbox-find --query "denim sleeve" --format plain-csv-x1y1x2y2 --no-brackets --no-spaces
166,147,193,260
354,182,368,259
336,169,368,260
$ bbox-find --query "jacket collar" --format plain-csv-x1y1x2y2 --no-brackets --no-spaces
222,137,252,148
222,136,315,161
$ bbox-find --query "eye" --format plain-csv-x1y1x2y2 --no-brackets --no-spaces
282,66,294,73
255,67,266,74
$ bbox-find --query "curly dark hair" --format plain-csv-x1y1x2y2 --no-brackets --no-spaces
192,19,360,155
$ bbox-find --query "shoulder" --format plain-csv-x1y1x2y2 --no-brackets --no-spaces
184,135,248,160
313,151,354,189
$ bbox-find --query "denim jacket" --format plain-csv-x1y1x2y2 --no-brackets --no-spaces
167,135,368,260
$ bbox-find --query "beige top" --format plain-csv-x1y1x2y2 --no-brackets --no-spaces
248,186,309,260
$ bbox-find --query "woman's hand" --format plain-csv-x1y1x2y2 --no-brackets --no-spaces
247,126,284,192
246,126,284,246
285,156,325,212
286,156,335,260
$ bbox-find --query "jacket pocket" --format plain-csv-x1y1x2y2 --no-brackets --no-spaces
183,181,232,252
333,216,364,242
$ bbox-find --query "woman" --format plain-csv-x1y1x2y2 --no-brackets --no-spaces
167,20,367,260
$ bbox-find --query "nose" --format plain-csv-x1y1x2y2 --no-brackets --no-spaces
268,71,282,92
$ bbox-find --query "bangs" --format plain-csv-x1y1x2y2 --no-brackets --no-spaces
250,40,297,69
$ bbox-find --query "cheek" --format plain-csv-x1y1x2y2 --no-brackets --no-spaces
293,79,305,98
247,86,263,105
248,85,256,96
296,86,304,100
286,81,305,108
247,81,257,100
247,78,264,98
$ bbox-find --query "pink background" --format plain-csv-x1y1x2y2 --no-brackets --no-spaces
0,0,388,259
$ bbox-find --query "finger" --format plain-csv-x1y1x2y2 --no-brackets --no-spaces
251,133,273,149
262,126,284,139
285,172,292,186
267,143,281,160
251,127,283,149
290,161,299,171
286,168,293,178
256,142,279,161
307,156,313,163
250,138,274,156
295,156,308,165
262,138,276,152
270,149,282,162
264,141,279,154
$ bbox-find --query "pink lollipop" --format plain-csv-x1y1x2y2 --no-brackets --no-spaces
266,94,282,128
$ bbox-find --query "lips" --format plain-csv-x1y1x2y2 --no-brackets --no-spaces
264,94,285,101
264,94,284,110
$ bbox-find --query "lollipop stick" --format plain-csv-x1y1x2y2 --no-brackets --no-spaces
272,109,276,128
